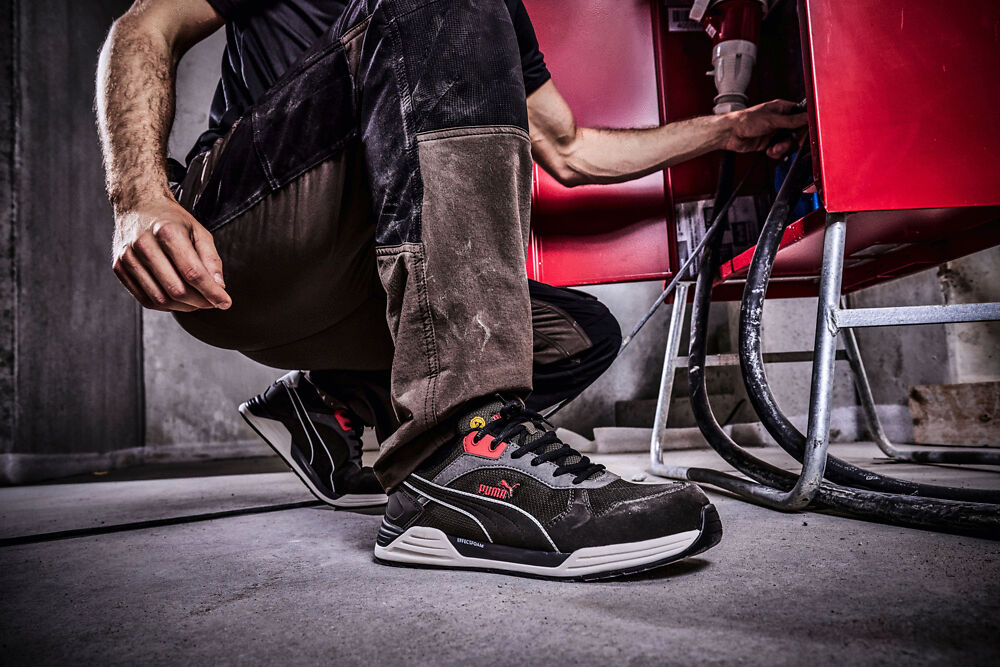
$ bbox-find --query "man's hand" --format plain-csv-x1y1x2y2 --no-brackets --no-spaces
723,99,808,159
112,198,231,312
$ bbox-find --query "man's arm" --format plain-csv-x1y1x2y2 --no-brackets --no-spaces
96,0,230,312
527,79,807,188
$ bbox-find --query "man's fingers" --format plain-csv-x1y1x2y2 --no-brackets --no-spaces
133,234,215,309
119,250,199,311
764,99,801,114
774,111,808,129
191,223,226,289
117,261,199,312
153,222,231,309
767,139,793,159
120,249,172,308
114,262,156,309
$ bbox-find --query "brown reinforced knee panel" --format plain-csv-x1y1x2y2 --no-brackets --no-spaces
371,127,535,490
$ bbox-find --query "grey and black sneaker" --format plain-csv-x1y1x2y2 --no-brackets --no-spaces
374,398,722,580
239,371,387,508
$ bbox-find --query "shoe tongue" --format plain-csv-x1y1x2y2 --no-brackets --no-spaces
456,397,508,437
457,397,585,468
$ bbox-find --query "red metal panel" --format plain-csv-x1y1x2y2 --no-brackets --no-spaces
525,0,669,286
802,0,1000,212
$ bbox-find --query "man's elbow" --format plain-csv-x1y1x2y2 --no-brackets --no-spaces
544,158,589,188
109,10,150,42
106,7,177,60
531,127,590,188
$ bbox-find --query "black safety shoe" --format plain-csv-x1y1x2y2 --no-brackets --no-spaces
374,398,722,580
239,371,387,508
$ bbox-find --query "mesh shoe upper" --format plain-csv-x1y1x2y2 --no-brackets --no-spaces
392,397,710,553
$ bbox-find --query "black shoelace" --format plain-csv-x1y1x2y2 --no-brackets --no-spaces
474,401,605,484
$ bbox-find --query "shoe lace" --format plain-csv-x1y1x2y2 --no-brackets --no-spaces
474,401,605,484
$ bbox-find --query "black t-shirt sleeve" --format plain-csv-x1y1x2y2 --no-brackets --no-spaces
205,0,264,20
510,1,551,95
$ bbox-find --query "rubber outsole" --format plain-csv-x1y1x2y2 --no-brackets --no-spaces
374,503,723,582
239,402,388,509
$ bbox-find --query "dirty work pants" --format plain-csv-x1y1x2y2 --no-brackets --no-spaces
172,0,616,490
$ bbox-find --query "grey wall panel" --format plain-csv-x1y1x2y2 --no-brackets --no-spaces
10,0,141,461
1,0,15,454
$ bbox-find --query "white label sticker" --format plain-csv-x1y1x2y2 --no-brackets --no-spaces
667,7,702,32
675,196,759,275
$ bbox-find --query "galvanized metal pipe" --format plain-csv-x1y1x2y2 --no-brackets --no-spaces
835,303,1000,328
666,146,1000,536
650,282,691,470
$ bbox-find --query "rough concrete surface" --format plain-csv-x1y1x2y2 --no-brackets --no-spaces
2,445,998,665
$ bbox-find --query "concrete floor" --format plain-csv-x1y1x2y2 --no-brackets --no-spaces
2,443,999,665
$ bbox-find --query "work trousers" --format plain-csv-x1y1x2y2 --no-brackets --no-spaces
172,0,617,490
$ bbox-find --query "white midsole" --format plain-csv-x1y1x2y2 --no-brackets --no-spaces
239,404,387,508
374,525,700,578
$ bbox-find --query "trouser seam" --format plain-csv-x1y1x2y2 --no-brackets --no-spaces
415,125,530,142
376,244,442,429
412,247,441,427
250,112,278,189
384,12,424,243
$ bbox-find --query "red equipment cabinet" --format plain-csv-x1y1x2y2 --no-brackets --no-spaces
802,0,1000,213
720,0,1000,293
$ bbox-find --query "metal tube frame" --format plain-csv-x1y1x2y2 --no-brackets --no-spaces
842,301,1000,467
651,208,1000,495
835,303,1000,328
651,206,1000,535
793,211,849,504
649,282,691,474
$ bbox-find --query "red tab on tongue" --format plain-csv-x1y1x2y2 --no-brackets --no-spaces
333,409,353,432
462,432,507,459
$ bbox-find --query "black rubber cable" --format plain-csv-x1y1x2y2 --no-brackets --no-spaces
679,152,1000,537
737,145,1000,504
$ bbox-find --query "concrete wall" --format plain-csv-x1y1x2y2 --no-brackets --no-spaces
1,1,15,459
940,246,1000,383
849,246,1000,439
553,287,861,439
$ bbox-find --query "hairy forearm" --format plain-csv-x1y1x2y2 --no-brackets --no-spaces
96,16,177,217
555,115,733,187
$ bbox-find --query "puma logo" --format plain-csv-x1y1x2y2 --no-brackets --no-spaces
477,480,520,500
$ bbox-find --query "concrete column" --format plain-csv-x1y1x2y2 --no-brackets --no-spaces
0,0,143,483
